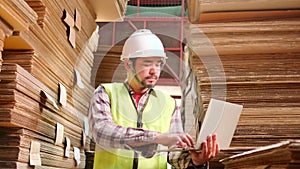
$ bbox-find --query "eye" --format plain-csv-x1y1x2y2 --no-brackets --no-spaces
139,59,164,69
143,63,151,67
155,63,161,67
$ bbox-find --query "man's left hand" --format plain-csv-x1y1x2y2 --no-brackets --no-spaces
189,134,219,166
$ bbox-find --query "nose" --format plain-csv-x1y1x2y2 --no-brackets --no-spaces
149,66,156,75
149,64,161,74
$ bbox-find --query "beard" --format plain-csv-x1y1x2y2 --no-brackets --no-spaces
141,75,158,89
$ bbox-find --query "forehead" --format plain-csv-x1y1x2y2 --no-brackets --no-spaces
136,57,163,62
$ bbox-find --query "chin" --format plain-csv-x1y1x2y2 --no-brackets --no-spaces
145,83,156,88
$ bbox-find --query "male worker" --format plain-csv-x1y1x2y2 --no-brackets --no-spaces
88,29,219,169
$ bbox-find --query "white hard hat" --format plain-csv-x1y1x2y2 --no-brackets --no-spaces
120,29,167,61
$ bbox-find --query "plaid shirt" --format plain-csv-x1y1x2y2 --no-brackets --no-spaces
88,82,205,168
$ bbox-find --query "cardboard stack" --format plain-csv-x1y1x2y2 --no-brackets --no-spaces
89,0,129,22
187,0,300,23
0,0,98,168
184,0,300,168
221,140,300,169
92,45,126,85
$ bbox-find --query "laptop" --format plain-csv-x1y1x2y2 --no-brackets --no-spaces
195,98,243,149
154,98,243,152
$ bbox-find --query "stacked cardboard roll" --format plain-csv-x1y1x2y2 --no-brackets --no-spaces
184,4,300,167
0,0,98,168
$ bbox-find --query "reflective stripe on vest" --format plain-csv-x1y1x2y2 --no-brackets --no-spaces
93,83,175,169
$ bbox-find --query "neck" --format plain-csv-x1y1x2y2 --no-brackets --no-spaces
130,82,148,94
128,77,148,94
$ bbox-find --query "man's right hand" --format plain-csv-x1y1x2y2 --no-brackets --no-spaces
154,133,194,147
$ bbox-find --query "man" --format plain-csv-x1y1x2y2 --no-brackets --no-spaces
88,29,219,169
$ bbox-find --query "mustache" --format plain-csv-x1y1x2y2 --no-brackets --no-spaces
145,76,158,80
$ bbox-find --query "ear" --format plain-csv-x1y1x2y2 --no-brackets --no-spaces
123,59,132,71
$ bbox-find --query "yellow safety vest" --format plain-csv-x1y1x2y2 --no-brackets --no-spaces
93,83,175,169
